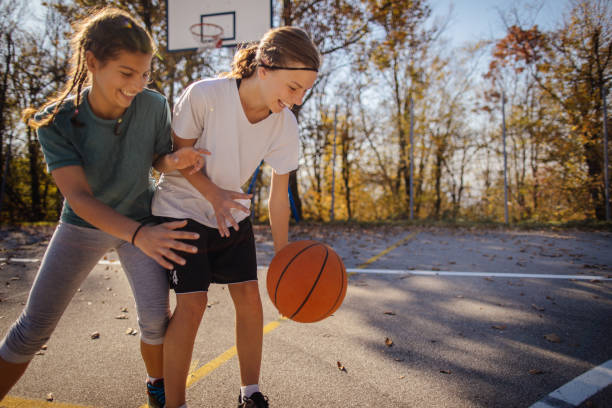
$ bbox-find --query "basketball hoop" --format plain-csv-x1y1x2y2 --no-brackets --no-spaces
189,22,224,50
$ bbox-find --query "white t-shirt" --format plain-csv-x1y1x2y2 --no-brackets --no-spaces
152,77,299,228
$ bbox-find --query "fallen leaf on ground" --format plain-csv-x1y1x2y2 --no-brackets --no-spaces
46,393,54,402
492,325,507,330
337,361,347,372
90,331,100,340
385,337,394,347
529,369,545,375
120,307,128,313
394,358,405,362
440,369,452,374
544,333,562,343
399,375,406,379
115,315,128,320
531,304,545,311
41,344,47,350
383,311,396,316
125,328,138,336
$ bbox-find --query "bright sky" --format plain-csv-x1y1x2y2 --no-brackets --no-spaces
430,0,572,47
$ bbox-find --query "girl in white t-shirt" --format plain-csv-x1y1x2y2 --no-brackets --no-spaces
152,27,319,408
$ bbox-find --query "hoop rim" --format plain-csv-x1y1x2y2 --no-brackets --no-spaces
189,22,224,49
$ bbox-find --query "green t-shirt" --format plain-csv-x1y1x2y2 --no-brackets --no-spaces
37,88,172,228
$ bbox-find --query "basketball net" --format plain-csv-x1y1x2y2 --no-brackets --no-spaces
189,22,224,51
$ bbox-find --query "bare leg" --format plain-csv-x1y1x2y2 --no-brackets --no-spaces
0,357,30,400
163,292,207,408
141,342,164,378
228,281,263,386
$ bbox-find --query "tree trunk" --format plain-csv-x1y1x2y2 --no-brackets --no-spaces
0,32,14,195
341,117,351,220
584,136,604,219
433,141,443,219
27,128,42,220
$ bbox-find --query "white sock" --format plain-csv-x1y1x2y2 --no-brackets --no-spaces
148,376,162,384
240,384,260,401
178,404,188,408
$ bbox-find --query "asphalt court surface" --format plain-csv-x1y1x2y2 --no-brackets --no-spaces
0,224,611,407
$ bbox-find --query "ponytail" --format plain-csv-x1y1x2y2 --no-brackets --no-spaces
221,26,320,79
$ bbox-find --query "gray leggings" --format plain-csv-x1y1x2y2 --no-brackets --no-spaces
0,222,170,364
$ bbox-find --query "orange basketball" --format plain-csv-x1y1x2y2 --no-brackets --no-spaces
266,240,347,323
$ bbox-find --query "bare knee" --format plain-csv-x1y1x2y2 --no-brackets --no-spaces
230,283,262,315
174,292,208,325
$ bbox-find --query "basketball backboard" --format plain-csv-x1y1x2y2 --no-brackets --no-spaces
166,0,273,52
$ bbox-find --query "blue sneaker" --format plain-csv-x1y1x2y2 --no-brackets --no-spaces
147,378,166,408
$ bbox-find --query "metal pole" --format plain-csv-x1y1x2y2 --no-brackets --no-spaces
602,85,610,221
330,106,337,222
502,90,509,225
409,97,415,220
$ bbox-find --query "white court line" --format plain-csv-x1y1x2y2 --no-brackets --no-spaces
345,268,611,281
529,359,612,408
0,257,41,263
3,259,609,281
0,257,120,265
257,266,610,281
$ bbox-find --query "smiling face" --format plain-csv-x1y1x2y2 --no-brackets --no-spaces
258,64,318,114
86,49,153,119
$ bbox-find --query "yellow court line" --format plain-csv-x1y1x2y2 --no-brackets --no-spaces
350,231,417,275
137,320,285,407
1,396,94,408
185,319,282,388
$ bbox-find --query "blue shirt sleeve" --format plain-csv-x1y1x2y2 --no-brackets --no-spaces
37,123,82,172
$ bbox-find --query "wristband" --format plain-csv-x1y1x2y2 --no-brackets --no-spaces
131,223,145,245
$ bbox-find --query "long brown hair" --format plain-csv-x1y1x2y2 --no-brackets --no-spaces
23,7,155,130
222,26,320,79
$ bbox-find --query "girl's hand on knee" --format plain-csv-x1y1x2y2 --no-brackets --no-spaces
171,147,210,175
133,220,199,269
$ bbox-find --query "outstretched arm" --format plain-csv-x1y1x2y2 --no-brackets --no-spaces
172,132,252,237
153,145,210,174
51,165,199,269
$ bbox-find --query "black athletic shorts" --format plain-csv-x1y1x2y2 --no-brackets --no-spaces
155,217,257,293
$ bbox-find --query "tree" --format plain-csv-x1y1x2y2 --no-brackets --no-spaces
493,0,612,219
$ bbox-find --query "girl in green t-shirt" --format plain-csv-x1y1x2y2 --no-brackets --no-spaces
0,7,206,407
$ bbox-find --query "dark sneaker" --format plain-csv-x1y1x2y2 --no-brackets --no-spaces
147,378,166,408
238,392,270,408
